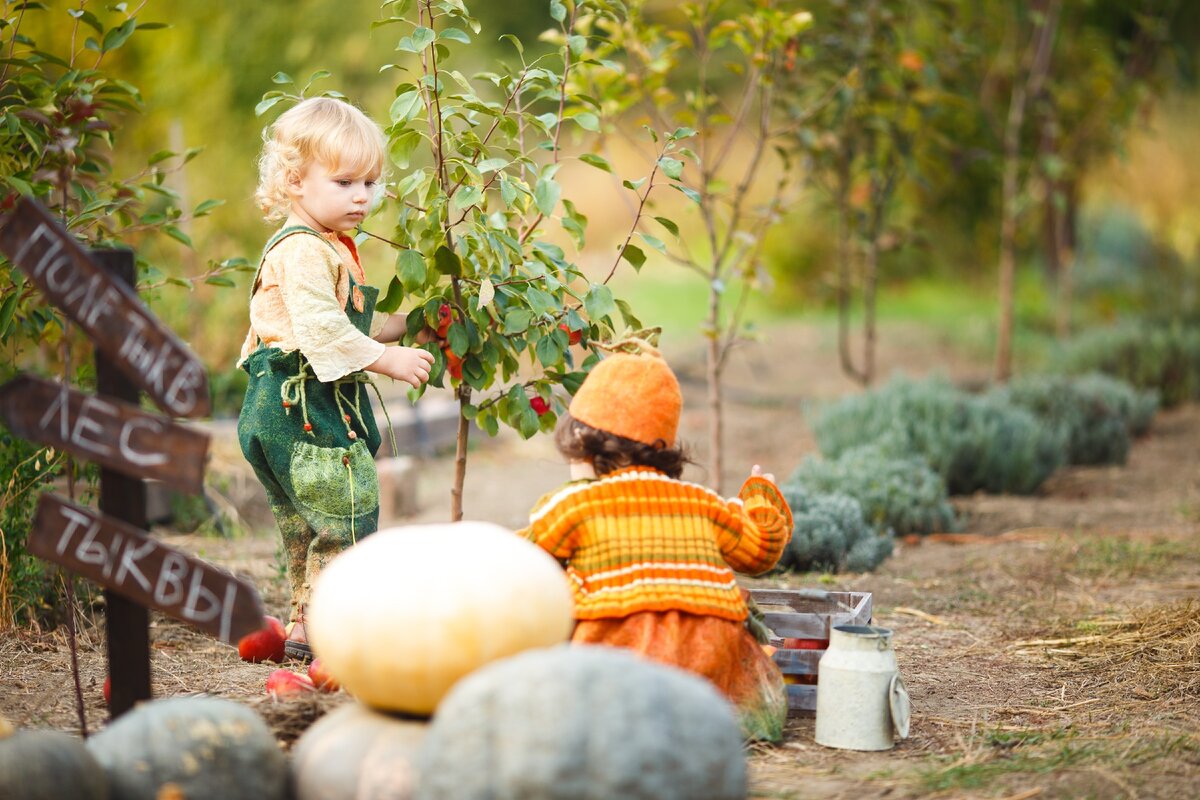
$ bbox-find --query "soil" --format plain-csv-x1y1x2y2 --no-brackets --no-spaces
2,320,1198,799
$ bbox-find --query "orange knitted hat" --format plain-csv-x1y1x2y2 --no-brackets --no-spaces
569,350,682,446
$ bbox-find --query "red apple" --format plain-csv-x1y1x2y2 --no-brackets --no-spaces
530,396,550,416
265,669,316,698
307,658,340,693
782,637,828,651
443,348,464,381
559,322,582,346
436,303,453,338
238,615,287,663
102,675,111,706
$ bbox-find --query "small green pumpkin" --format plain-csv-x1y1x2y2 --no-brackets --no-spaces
0,728,110,800
86,696,287,800
415,645,747,800
291,701,427,800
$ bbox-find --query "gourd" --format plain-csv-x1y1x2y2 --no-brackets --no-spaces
291,702,427,800
86,696,287,800
308,522,573,715
415,645,747,800
0,728,110,800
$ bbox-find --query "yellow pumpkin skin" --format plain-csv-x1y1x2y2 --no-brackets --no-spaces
308,522,574,715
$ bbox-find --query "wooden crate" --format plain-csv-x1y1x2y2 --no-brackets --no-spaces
749,588,872,714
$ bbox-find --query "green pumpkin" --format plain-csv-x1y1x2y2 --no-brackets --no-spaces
415,645,747,800
0,729,110,800
291,701,427,800
86,696,287,800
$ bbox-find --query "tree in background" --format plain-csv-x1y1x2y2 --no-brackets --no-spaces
0,0,237,627
586,0,812,492
787,0,949,387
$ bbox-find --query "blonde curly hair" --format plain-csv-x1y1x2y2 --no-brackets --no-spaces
255,97,386,221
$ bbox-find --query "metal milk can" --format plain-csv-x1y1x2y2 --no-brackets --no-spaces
814,624,910,751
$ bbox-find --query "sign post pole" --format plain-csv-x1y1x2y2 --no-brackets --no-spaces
93,248,151,716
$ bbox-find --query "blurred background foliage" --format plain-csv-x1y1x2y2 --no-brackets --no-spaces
3,0,1197,390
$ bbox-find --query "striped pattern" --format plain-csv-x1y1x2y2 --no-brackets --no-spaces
520,467,793,622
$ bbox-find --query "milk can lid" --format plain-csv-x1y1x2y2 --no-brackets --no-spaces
889,673,911,739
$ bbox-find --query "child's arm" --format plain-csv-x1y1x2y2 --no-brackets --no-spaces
373,312,439,346
516,486,585,560
365,345,435,389
716,465,793,575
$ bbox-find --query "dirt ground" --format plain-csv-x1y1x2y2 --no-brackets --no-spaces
2,320,1198,800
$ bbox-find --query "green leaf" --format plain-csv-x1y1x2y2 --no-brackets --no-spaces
255,95,286,117
525,287,557,317
394,168,428,198
0,291,19,340
452,185,483,211
163,225,192,248
658,157,684,180
477,157,508,173
549,0,567,22
193,198,225,216
499,34,524,55
271,71,293,85
502,308,533,334
439,27,471,43
377,276,405,314
203,275,235,288
389,90,425,124
101,19,136,53
638,232,667,253
448,323,469,357
623,177,647,191
518,407,539,438
672,184,702,205
654,216,680,237
670,126,698,140
570,112,600,132
619,244,646,270
579,153,612,173
536,333,562,366
534,178,561,216
434,245,462,276
584,284,617,321
397,249,426,291
567,34,587,56
398,26,437,52
389,129,422,169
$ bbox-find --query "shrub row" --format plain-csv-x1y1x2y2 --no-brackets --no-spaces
777,485,895,574
1055,322,1200,408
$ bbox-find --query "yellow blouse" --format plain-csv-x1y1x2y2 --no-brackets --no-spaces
238,218,390,382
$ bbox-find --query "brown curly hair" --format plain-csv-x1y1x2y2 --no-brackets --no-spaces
555,414,690,479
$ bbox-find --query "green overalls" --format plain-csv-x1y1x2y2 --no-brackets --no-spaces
237,226,392,622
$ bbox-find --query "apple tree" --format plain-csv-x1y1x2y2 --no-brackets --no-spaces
369,0,655,519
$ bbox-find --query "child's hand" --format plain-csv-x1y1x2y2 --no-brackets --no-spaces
750,464,776,484
368,345,435,389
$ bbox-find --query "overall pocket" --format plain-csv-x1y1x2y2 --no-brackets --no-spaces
289,440,380,519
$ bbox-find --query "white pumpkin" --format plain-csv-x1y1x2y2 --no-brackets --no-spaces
308,521,574,715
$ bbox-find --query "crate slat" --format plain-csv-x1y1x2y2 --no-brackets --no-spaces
784,684,817,713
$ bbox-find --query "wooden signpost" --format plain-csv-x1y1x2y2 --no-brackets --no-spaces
0,200,263,717
29,494,263,645
0,374,209,494
0,197,210,419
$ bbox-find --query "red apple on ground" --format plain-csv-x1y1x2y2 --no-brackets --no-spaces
102,675,111,706
238,615,287,663
266,669,316,698
307,658,340,693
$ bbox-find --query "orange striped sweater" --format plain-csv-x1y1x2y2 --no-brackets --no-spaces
518,467,793,622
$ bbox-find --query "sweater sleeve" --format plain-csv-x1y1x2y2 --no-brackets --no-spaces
274,236,385,382
516,484,588,560
715,476,793,575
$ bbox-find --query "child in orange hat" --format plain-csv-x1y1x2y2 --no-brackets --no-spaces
517,346,793,742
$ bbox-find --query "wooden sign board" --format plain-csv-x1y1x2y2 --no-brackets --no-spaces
0,198,211,418
0,374,209,494
30,494,264,644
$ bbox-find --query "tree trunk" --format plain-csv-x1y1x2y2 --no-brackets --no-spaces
450,385,470,521
706,277,724,494
1055,180,1077,339
863,222,880,387
995,0,1060,383
835,155,865,386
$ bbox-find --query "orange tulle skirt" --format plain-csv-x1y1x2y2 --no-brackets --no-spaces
573,610,787,742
